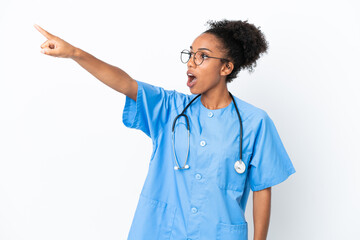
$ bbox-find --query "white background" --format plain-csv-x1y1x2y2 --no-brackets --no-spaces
1,0,359,239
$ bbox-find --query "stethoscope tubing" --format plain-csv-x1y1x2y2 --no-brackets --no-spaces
172,92,243,171
229,92,243,161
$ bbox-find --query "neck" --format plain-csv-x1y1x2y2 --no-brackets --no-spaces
200,84,232,110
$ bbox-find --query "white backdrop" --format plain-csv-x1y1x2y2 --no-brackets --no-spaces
1,0,359,239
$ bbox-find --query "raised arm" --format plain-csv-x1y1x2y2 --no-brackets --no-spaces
34,24,138,101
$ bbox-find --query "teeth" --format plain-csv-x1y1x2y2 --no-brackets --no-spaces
188,73,194,76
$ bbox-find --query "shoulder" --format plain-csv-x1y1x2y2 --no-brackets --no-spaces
232,95,279,146
135,79,194,107
232,94,270,124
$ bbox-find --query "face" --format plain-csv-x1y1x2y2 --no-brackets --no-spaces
186,33,231,95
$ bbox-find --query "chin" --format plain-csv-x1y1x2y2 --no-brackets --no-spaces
189,88,201,95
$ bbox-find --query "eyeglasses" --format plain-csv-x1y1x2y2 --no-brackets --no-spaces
180,49,230,66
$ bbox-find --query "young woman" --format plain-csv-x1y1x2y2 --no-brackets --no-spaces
35,19,295,240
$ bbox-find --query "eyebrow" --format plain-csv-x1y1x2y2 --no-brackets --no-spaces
190,46,213,52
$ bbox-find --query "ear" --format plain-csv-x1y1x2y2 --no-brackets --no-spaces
220,62,234,77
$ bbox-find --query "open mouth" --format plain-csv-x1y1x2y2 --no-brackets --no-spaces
187,72,197,88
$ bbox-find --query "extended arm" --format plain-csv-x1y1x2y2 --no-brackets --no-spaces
34,24,138,101
253,187,271,240
71,48,138,100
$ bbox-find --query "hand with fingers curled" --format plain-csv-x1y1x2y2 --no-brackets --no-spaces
34,24,78,59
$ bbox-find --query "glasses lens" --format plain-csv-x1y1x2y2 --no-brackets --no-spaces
181,50,191,64
194,52,204,66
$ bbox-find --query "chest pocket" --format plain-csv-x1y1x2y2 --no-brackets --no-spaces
216,222,248,240
217,152,251,192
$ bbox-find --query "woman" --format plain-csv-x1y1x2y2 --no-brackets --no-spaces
35,19,295,240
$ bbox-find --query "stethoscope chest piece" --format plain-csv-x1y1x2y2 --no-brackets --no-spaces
234,160,246,174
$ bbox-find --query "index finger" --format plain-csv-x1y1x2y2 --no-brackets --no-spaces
34,24,55,39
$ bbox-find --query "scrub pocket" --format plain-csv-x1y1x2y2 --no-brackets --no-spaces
127,194,176,240
217,152,251,192
216,222,248,240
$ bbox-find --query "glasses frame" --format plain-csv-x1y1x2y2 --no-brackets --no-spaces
180,49,230,66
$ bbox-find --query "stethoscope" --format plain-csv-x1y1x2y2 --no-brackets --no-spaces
171,92,246,174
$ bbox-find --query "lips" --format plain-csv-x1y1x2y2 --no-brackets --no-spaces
187,70,197,88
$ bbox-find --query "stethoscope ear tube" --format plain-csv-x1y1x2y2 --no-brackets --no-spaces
172,94,201,132
172,114,190,132
172,127,190,170
171,94,201,170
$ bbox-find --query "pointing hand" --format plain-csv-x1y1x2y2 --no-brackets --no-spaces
34,24,77,58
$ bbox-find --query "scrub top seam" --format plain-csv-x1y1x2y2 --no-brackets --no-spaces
251,166,296,191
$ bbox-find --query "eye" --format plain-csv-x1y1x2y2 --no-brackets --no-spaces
201,53,209,59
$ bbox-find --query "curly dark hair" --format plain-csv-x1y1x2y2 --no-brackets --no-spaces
204,19,269,83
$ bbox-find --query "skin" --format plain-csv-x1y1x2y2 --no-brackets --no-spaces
253,187,271,240
34,24,271,240
186,33,234,109
33,24,138,100
190,33,272,240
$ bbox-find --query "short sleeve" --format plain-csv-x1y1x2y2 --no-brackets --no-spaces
122,80,182,141
249,112,296,191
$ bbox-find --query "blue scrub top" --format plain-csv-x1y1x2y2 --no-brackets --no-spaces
122,80,296,240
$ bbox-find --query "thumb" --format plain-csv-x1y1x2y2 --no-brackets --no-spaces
40,40,59,56
40,47,51,55
41,47,59,56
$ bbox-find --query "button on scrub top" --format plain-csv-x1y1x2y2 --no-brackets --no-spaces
122,80,296,240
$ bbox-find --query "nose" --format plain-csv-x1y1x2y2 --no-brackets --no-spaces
187,55,196,68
